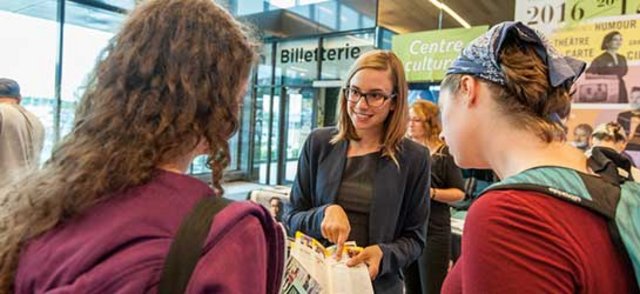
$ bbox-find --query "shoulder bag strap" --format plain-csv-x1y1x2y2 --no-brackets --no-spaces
158,196,232,294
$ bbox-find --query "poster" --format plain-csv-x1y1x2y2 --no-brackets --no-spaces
391,26,489,82
566,105,640,165
515,0,640,104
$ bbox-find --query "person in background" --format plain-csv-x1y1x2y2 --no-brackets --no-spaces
0,78,44,187
586,31,628,103
285,50,430,293
571,123,593,151
589,122,640,180
1,1,284,293
590,122,628,154
404,99,465,294
617,86,640,150
269,197,283,221
439,21,637,293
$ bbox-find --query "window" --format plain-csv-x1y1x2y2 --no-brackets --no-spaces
315,1,337,29
61,2,124,139
0,8,58,163
236,0,264,16
339,4,359,30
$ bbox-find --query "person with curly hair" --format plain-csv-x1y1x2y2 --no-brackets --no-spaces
1,1,283,293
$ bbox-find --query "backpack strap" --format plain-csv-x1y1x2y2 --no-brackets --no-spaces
481,167,638,287
158,196,232,294
481,167,621,218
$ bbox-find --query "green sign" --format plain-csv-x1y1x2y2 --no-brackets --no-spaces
392,26,488,82
563,0,623,26
627,0,640,14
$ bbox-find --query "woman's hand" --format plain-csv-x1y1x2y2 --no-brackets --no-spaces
347,245,384,280
321,204,351,259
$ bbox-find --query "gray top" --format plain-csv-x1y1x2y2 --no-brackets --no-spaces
335,151,378,247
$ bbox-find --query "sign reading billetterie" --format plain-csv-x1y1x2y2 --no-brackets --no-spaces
391,26,488,82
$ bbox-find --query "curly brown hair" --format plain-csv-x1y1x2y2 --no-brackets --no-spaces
0,0,258,291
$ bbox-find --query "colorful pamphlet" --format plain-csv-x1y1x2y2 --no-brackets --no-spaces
280,231,374,294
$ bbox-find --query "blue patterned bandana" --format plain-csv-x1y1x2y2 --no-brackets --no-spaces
447,21,586,88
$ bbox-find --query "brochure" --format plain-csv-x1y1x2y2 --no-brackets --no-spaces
280,231,374,294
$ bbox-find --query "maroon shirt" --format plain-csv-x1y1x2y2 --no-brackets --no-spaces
443,190,638,294
16,170,284,293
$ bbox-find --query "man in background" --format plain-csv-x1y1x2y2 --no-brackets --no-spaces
269,197,283,222
0,78,45,186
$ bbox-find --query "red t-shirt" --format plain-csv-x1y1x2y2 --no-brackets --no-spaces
442,190,638,294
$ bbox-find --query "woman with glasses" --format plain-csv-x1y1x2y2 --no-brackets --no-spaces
404,100,464,294
284,50,431,293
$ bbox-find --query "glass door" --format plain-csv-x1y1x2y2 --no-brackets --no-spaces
280,87,316,183
250,86,317,185
252,86,281,185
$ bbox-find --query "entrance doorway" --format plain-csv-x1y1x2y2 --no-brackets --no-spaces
250,84,342,185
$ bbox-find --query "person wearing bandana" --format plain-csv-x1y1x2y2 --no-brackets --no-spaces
438,22,638,293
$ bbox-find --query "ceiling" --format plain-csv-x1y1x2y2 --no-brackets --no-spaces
0,0,516,36
378,0,516,33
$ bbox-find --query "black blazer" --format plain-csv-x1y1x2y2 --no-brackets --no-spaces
284,127,431,292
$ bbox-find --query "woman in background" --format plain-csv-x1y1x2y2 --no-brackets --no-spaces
587,31,628,103
405,100,465,294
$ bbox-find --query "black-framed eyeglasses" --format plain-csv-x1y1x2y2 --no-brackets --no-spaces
343,86,396,108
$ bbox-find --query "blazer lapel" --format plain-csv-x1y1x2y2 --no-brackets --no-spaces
317,140,348,205
369,155,403,244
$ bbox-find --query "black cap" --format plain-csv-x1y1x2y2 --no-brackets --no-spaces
0,78,21,98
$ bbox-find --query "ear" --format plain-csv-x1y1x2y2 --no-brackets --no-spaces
194,137,210,155
458,75,480,108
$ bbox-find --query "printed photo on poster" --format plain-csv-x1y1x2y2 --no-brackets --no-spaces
567,106,640,165
583,31,628,103
617,86,640,150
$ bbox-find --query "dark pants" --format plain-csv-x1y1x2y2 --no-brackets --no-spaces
403,223,451,294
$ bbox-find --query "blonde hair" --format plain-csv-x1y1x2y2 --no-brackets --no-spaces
331,50,409,166
410,100,443,147
441,38,571,143
0,0,258,291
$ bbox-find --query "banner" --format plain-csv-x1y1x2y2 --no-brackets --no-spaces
516,0,640,105
391,26,488,82
515,0,637,33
